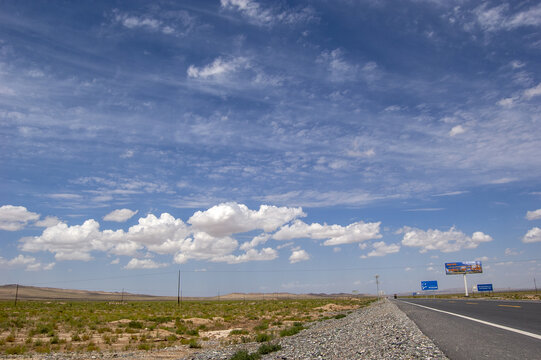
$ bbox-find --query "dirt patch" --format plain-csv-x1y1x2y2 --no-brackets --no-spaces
315,303,357,311
184,318,213,326
200,329,236,339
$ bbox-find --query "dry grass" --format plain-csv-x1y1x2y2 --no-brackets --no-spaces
0,290,375,355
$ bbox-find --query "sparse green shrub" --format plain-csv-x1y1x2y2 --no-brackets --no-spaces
229,329,249,336
280,324,304,337
138,342,151,350
334,314,346,319
5,345,26,355
128,320,143,329
257,343,281,355
255,333,272,342
188,339,201,348
229,349,261,360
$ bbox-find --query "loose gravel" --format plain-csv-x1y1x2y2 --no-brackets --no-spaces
5,299,448,360
189,299,448,360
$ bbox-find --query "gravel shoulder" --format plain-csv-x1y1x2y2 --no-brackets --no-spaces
189,298,448,360
5,299,448,360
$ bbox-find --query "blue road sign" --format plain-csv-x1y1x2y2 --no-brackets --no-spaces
477,283,493,292
421,280,438,291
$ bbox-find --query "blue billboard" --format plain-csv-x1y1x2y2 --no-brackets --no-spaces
445,261,483,275
421,280,438,290
477,283,493,292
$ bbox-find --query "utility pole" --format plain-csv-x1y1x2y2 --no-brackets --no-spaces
177,270,181,307
463,274,469,297
534,277,538,294
14,284,19,307
375,275,380,299
121,288,124,303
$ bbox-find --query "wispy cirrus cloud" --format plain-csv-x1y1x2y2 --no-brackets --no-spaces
220,0,316,27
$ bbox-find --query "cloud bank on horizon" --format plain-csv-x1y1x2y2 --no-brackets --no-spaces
0,202,499,271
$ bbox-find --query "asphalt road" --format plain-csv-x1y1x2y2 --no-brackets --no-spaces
394,298,541,359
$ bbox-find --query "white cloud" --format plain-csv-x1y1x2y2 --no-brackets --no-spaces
401,226,493,253
490,177,516,184
526,209,541,221
187,57,249,79
124,258,168,269
361,241,400,258
189,202,305,237
510,60,525,69
523,83,541,99
433,191,468,197
240,233,270,251
220,0,314,26
20,204,296,265
449,125,466,137
46,193,82,200
318,49,357,82
21,220,103,261
103,209,138,222
522,227,541,243
273,219,381,246
173,231,238,264
110,258,120,264
504,248,520,256
35,216,61,227
474,3,541,31
475,256,489,261
212,247,278,264
0,205,40,231
497,97,516,107
289,249,310,264
505,4,541,29
0,254,55,271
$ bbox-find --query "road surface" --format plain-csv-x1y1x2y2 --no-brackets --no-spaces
394,298,541,359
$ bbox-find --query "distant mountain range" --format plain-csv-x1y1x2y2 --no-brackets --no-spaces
0,284,369,301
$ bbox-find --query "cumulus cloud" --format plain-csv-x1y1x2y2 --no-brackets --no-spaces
20,204,286,265
34,216,61,227
103,209,138,222
173,231,238,264
21,220,103,261
401,226,493,253
449,125,466,137
189,202,305,237
526,209,541,221
289,249,310,264
124,258,168,269
0,254,55,271
361,241,400,258
240,233,271,251
522,227,541,243
212,247,278,264
0,205,40,231
273,219,381,246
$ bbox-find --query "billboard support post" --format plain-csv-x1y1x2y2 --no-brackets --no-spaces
463,274,468,297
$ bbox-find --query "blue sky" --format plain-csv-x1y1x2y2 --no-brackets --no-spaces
1,0,540,296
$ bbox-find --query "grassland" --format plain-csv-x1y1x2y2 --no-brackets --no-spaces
0,297,375,355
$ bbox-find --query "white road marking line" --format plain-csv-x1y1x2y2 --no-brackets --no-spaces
400,300,541,340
